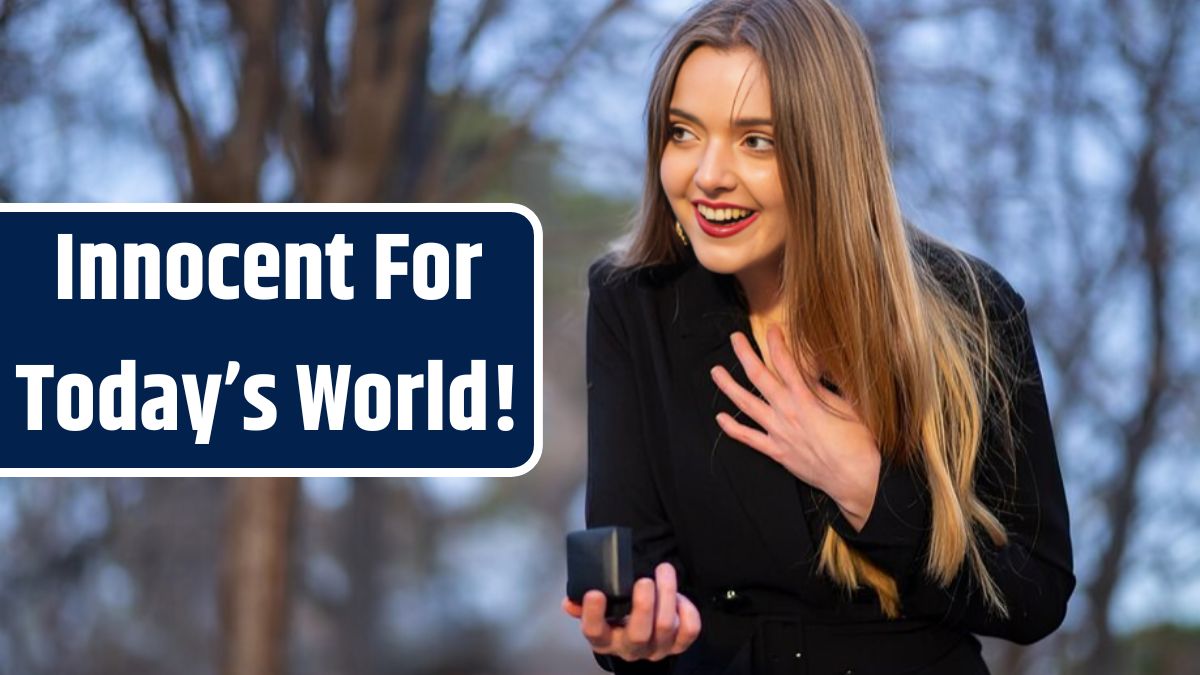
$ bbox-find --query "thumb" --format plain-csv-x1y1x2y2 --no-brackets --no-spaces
562,596,584,619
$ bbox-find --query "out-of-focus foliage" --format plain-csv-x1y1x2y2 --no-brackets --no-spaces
848,2,1200,673
0,0,1196,674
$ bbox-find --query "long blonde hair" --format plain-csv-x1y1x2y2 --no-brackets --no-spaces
613,0,1021,619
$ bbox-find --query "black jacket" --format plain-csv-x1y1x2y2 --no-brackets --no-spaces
583,241,1075,674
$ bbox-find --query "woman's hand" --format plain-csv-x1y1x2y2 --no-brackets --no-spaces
711,326,882,531
561,562,702,662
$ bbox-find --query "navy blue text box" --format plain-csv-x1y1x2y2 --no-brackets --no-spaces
1,206,542,475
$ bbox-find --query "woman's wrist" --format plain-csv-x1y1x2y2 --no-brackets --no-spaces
828,444,882,533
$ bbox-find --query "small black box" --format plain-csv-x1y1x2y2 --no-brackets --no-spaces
566,526,634,622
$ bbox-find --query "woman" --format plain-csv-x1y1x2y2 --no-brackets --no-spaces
561,1,1075,673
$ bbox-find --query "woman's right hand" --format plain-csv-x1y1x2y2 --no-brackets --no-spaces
561,562,702,662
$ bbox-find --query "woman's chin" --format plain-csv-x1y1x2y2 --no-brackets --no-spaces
694,244,787,282
692,246,750,276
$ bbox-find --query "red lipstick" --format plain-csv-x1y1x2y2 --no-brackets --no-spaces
693,204,759,238
694,199,754,210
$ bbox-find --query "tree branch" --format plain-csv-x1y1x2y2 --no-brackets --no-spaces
210,0,283,201
443,0,632,201
118,0,210,197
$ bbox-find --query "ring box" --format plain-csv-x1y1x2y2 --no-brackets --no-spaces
566,526,634,623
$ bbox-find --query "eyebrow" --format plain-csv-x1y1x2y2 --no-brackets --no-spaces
669,107,773,129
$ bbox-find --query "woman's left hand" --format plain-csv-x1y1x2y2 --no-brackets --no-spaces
711,326,882,531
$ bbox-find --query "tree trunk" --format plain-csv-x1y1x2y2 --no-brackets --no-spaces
339,477,383,675
220,477,299,675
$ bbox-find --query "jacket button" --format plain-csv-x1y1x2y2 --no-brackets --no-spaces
714,588,750,611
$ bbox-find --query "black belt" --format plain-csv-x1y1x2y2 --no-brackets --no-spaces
690,586,830,619
687,585,974,673
692,585,969,629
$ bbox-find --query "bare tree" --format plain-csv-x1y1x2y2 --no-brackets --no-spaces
114,0,633,202
220,478,299,675
842,0,1200,672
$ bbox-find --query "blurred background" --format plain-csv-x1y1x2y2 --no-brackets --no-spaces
0,0,1196,673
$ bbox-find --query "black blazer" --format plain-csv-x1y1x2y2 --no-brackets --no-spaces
583,241,1075,674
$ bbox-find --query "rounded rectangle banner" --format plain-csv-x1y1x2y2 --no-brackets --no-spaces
2,204,543,477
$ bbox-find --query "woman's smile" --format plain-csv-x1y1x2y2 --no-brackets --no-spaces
693,200,760,238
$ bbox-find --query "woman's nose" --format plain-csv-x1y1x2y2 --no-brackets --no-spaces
693,143,737,195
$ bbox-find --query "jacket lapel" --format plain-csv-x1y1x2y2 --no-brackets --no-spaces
672,248,816,574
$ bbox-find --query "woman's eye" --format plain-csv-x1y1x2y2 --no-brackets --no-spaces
745,135,775,152
669,125,696,142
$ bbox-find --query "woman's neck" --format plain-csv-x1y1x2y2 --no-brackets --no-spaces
735,259,788,376
734,255,787,324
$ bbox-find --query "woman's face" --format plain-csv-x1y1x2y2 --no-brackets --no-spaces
660,45,786,277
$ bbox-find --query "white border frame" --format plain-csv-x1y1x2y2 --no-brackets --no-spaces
3,202,544,478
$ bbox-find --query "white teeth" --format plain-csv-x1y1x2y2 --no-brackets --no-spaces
697,205,752,222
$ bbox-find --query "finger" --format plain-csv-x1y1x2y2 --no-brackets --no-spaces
814,381,855,418
711,365,775,430
653,564,679,651
789,343,840,403
624,577,657,647
765,324,811,393
580,590,614,649
769,332,851,412
671,593,703,654
716,411,777,459
730,331,788,404
806,370,859,420
562,596,584,619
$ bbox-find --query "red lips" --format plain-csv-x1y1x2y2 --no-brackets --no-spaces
693,204,759,238
693,199,755,210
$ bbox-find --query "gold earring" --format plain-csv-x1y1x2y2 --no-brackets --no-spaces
675,220,689,246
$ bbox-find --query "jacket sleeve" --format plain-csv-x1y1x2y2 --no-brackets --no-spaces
823,290,1076,645
583,258,681,673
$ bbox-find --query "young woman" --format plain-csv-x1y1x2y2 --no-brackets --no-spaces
561,1,1075,673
